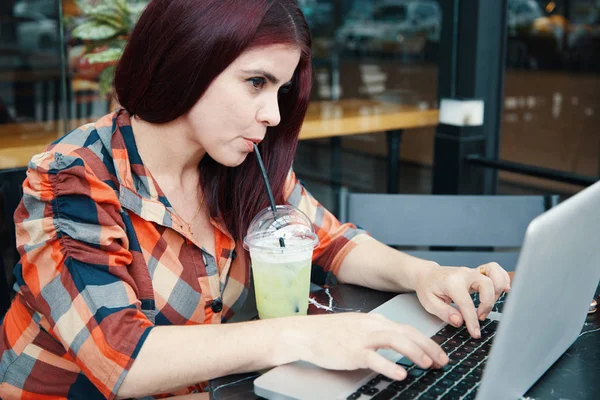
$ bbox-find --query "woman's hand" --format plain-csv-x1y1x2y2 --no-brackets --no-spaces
286,312,449,381
413,262,511,338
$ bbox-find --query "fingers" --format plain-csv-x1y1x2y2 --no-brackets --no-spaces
446,277,487,338
364,350,407,381
470,274,496,322
480,262,511,297
369,326,448,369
422,293,465,329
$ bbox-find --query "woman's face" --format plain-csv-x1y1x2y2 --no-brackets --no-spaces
184,44,301,167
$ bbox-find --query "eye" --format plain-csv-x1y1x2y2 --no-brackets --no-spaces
248,77,266,91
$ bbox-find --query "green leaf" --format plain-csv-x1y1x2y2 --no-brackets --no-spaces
82,5,124,30
128,2,149,26
83,47,123,64
72,21,120,41
98,65,116,96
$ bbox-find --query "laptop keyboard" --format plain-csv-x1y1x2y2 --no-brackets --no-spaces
346,318,499,400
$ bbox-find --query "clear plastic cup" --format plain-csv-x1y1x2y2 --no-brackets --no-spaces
243,205,319,319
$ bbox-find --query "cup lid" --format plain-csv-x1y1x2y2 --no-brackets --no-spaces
243,205,319,251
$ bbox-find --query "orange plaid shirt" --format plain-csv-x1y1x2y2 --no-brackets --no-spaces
0,109,370,399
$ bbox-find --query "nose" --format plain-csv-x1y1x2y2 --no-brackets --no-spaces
257,95,281,127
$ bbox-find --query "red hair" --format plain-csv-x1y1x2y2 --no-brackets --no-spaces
114,0,312,242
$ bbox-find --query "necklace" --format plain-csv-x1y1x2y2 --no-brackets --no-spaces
181,194,204,235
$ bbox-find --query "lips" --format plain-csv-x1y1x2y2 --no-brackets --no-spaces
243,137,263,152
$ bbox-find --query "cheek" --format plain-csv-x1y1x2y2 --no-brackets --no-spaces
223,97,256,130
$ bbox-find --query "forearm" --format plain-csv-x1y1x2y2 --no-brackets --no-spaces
118,317,304,398
336,238,438,292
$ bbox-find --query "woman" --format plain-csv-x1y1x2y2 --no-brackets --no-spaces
0,1,510,399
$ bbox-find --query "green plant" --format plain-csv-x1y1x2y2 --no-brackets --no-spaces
71,0,148,94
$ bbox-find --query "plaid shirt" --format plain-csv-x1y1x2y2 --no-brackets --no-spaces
0,109,370,399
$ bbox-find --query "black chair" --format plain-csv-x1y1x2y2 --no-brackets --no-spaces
0,167,27,318
338,189,559,271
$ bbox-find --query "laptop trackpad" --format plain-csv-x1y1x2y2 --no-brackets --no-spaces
253,294,446,400
370,293,447,361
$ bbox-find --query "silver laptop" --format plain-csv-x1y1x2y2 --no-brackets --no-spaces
254,180,600,400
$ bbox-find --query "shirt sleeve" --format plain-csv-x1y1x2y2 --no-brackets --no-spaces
13,150,154,400
283,170,373,277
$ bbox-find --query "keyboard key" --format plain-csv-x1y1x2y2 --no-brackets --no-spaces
408,368,426,377
459,345,475,353
438,379,454,388
376,374,392,382
441,392,462,400
447,339,461,347
442,344,454,353
388,380,409,391
455,332,470,341
358,385,370,393
426,386,447,396
454,365,471,375
462,359,478,368
466,340,482,347
480,327,495,338
471,369,483,379
400,389,420,399
452,384,468,395
364,387,379,395
430,369,445,378
450,351,467,361
457,380,476,391
440,363,452,372
371,389,398,400
475,347,488,356
346,392,361,400
438,326,461,337
431,334,447,344
487,320,499,330
419,375,438,385
446,372,462,381
464,373,479,385
411,382,429,392
464,391,477,399
419,395,437,400
396,357,414,367
367,378,381,386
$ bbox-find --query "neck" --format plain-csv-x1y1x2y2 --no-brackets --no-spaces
130,115,206,188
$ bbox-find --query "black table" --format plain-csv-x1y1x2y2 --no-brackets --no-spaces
209,283,600,400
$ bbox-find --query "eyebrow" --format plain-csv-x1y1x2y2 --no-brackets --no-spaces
242,69,292,86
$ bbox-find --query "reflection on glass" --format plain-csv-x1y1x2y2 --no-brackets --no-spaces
501,0,600,192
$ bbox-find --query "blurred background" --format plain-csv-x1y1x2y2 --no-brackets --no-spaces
0,0,598,213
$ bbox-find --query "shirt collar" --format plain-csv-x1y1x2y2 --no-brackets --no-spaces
104,109,234,243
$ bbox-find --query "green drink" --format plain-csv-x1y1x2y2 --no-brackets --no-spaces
244,206,319,319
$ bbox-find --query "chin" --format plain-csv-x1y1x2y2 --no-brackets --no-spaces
215,153,249,168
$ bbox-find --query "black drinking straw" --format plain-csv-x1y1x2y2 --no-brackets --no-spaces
253,143,285,248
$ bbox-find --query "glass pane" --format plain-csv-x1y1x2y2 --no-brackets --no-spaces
297,0,442,207
501,0,600,195
0,0,63,285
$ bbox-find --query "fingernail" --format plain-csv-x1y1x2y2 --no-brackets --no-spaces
422,354,432,366
450,314,461,326
505,284,511,292
474,328,481,338
479,313,488,321
396,368,407,380
440,352,449,364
